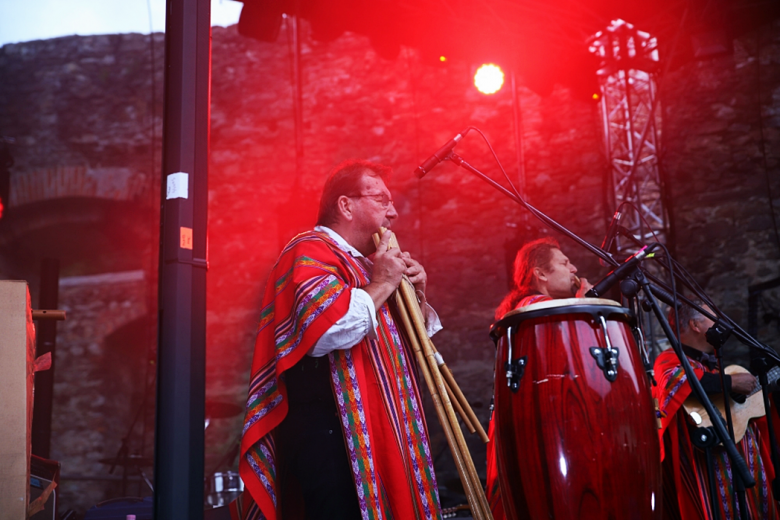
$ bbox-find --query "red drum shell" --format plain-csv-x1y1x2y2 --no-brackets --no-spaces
491,299,661,520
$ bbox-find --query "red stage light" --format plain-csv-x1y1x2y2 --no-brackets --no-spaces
474,64,504,95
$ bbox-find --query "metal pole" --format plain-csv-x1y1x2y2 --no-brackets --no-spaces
154,0,210,517
510,71,526,204
31,258,59,459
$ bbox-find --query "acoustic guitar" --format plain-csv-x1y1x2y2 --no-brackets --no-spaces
682,365,780,442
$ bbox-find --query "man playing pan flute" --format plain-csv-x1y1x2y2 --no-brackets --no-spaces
237,160,443,520
486,237,592,519
654,301,779,520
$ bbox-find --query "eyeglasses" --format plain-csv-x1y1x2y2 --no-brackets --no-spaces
348,193,394,209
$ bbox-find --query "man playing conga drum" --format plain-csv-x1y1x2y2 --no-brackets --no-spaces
487,237,592,519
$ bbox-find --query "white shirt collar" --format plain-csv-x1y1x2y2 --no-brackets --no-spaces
314,225,364,258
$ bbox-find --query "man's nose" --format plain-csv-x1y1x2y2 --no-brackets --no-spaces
571,264,578,273
386,203,399,219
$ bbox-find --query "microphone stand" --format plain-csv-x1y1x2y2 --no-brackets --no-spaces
606,222,780,365
641,265,780,364
447,153,619,266
691,426,722,520
108,369,156,495
442,151,757,491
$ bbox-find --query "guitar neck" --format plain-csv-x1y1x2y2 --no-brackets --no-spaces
759,365,780,395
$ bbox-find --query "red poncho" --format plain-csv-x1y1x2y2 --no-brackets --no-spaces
236,230,442,520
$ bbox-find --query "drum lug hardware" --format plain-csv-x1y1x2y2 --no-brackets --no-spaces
591,315,620,382
504,326,525,392
505,356,527,393
590,347,620,382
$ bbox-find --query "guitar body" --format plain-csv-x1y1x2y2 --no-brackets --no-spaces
682,365,765,442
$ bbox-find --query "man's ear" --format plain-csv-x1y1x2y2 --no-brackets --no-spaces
688,318,702,334
336,195,354,222
534,267,547,283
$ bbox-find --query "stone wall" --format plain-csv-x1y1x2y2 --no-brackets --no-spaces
55,271,154,510
661,23,780,359
1,16,779,515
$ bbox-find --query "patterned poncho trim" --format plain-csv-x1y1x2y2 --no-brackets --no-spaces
238,230,441,520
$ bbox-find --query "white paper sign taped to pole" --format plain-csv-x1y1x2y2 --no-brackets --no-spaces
166,172,189,200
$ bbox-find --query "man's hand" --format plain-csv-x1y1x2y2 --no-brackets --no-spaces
401,251,427,298
730,372,758,395
364,230,406,310
575,277,593,298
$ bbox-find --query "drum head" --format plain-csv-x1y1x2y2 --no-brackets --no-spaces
490,297,629,341
508,297,622,315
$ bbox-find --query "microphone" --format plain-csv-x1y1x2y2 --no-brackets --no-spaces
415,128,470,178
586,245,650,298
601,209,622,253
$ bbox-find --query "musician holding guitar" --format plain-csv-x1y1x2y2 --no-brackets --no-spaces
653,300,779,520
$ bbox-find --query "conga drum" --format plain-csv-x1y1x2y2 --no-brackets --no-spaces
490,298,661,520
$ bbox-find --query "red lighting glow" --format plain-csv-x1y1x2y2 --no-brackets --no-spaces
474,64,504,95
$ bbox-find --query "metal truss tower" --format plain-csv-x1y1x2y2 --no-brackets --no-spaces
590,20,672,360
589,20,669,256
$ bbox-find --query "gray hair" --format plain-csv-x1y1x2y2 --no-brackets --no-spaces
668,298,706,336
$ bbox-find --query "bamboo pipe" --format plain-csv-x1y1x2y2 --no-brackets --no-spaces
374,230,493,520
395,290,475,434
378,230,485,441
432,346,489,443
380,233,484,436
393,292,486,520
443,371,476,433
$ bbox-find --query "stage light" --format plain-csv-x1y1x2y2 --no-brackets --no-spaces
474,64,504,95
592,93,600,100
439,56,447,62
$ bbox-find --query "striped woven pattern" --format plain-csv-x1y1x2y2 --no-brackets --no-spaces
330,348,390,519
